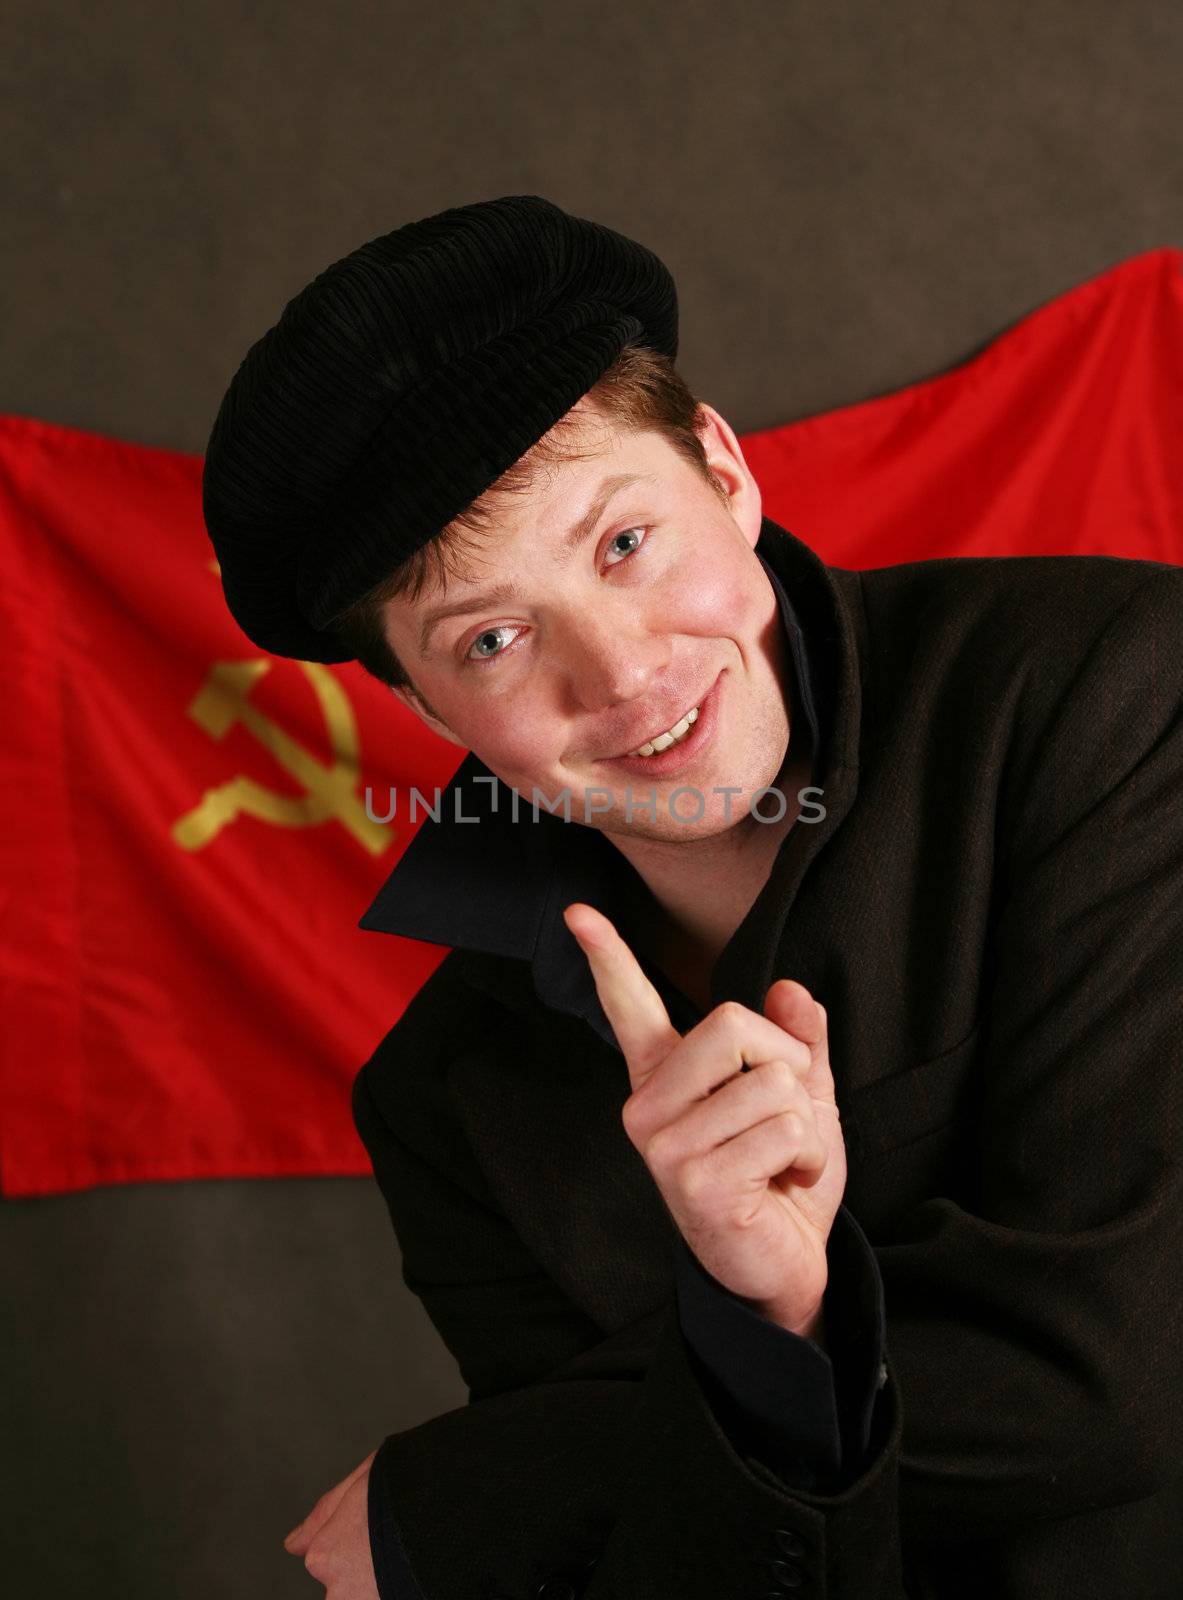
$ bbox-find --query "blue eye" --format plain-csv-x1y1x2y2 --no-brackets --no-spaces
605,526,646,564
463,527,648,667
467,624,521,663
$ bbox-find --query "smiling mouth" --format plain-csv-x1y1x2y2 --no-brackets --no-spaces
622,701,702,758
595,675,721,763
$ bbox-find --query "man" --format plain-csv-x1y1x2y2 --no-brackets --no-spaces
203,196,1182,1599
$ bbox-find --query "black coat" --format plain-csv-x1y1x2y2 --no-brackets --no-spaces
352,516,1183,1599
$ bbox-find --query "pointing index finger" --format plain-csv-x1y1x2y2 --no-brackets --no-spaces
563,902,682,1089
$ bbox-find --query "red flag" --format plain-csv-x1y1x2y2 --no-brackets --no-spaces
0,420,461,1194
743,246,1183,566
2,246,1180,1196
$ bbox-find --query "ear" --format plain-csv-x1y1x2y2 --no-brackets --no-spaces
694,402,763,548
389,682,467,747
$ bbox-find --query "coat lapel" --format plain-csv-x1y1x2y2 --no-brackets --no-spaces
450,947,681,1330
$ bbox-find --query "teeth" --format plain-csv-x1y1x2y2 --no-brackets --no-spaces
630,704,699,758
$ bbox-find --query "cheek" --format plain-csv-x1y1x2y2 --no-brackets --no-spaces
483,725,553,778
437,684,556,776
677,563,753,635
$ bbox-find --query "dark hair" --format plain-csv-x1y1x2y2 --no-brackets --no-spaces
331,343,725,695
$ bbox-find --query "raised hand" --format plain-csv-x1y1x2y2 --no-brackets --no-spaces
563,901,847,1335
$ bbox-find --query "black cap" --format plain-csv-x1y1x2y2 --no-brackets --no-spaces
201,194,679,662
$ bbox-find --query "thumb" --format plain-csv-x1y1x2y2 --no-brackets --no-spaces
284,1450,375,1555
763,980,834,1102
283,1521,305,1555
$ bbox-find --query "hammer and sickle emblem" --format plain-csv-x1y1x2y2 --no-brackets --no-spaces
172,659,393,856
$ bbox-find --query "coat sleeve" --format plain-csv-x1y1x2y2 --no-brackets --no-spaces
355,564,1182,1600
672,1212,888,1490
362,1211,887,1600
366,1466,427,1600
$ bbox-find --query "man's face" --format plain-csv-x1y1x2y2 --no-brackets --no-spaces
381,400,793,844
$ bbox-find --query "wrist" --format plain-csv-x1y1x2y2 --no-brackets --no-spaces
758,1298,828,1350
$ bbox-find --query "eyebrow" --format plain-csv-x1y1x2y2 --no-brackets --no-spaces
417,471,656,656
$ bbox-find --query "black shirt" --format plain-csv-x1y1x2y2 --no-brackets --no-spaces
359,548,888,1599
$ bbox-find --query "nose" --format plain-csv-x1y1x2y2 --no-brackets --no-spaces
559,597,671,714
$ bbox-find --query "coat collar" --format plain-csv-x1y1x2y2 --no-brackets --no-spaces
359,515,866,1043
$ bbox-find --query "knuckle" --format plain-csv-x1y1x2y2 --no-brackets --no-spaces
620,1094,642,1138
678,1156,715,1213
644,1123,677,1172
712,999,749,1035
765,1057,799,1098
622,1088,656,1144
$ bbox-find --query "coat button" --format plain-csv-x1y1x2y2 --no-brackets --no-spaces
773,1528,805,1557
877,1360,888,1389
769,1558,804,1587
